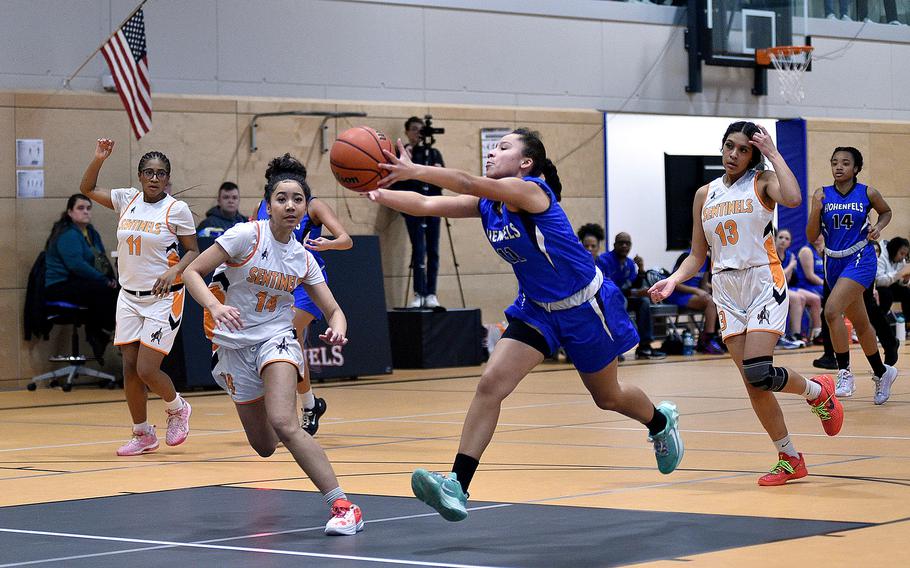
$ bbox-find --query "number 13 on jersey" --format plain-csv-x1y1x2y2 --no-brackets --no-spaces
714,220,739,246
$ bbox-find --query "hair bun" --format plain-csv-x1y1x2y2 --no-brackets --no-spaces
265,153,307,181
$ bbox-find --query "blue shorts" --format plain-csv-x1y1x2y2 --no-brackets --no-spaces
665,291,693,307
293,267,328,320
791,283,824,297
825,244,876,289
504,279,639,373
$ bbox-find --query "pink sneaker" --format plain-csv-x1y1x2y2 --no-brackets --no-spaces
116,426,159,456
324,499,364,536
165,399,192,446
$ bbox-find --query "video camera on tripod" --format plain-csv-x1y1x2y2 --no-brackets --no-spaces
419,114,445,147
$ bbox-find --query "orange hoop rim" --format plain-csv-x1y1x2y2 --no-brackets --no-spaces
755,45,813,67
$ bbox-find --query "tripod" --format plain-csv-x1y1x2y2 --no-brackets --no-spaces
401,212,466,309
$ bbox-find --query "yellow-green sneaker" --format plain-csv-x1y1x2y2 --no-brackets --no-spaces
648,401,683,474
411,469,468,522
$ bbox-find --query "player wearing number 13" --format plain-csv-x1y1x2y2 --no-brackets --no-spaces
807,147,898,404
650,122,844,486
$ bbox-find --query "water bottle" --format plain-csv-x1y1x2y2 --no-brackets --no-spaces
682,329,695,356
897,314,906,345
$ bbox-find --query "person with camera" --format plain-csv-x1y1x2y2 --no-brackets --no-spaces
393,116,445,309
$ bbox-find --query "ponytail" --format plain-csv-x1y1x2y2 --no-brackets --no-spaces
540,159,562,201
511,128,562,201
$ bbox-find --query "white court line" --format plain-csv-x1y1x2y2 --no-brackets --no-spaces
0,527,510,568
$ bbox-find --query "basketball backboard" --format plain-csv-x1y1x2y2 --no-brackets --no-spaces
685,0,810,94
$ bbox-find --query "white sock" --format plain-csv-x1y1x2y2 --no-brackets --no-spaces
324,486,346,508
810,327,821,340
802,379,822,401
774,435,799,458
132,421,150,434
300,390,316,411
164,394,184,412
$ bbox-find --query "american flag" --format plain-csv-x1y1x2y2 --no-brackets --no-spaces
101,9,151,139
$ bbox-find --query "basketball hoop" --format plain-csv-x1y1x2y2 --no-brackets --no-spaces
755,46,813,103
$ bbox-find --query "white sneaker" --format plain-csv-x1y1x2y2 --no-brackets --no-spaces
841,14,853,21
873,365,898,405
826,13,838,20
324,499,363,536
407,295,424,309
835,368,855,398
423,294,440,308
776,336,800,350
889,20,902,25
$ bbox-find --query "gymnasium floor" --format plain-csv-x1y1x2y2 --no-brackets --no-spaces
1,345,906,567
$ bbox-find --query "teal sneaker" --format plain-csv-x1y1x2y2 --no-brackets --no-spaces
648,401,683,474
411,469,468,522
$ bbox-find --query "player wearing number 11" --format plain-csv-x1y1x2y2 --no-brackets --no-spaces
650,122,844,486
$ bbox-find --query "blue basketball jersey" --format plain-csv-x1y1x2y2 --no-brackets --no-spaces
478,177,595,303
256,198,325,269
795,246,824,289
821,184,871,253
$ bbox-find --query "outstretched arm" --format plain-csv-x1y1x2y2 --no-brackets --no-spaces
650,186,711,301
80,138,116,210
377,139,549,213
305,198,353,252
367,189,481,218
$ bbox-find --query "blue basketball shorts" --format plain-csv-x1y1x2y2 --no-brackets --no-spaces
503,278,639,373
825,244,876,289
292,267,328,320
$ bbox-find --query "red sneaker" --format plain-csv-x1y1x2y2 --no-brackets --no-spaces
324,499,364,536
808,375,843,436
758,452,808,486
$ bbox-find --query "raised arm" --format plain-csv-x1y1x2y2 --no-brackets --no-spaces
378,139,549,213
750,126,801,208
650,185,711,301
80,138,116,210
305,198,353,252
866,186,892,241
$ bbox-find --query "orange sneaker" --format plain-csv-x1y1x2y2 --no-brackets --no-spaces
808,375,843,436
758,452,808,486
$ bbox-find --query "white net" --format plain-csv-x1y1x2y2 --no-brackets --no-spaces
768,47,813,104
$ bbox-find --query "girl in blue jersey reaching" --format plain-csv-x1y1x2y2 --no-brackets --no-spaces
367,129,683,522
807,147,898,404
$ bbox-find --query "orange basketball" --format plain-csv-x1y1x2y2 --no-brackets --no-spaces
330,126,394,192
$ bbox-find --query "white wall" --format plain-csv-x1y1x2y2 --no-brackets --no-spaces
606,114,777,272
1,1,908,119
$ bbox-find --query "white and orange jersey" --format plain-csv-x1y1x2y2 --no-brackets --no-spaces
701,170,782,276
111,188,196,291
206,220,324,349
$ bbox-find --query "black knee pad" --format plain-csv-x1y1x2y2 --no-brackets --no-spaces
742,356,789,391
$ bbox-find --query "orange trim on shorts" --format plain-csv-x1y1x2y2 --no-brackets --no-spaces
227,222,260,268
235,396,265,406
139,341,171,355
720,330,746,342
746,328,785,337
113,339,140,347
753,171,775,212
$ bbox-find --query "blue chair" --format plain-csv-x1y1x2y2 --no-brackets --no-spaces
28,301,117,392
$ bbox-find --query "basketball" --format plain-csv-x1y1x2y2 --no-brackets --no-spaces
330,126,394,192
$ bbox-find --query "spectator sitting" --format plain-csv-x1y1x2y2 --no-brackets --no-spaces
664,249,724,354
876,236,910,325
577,223,605,261
44,194,118,360
776,228,821,348
597,232,666,360
196,182,246,245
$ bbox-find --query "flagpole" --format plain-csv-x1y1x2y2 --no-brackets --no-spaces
62,0,149,88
